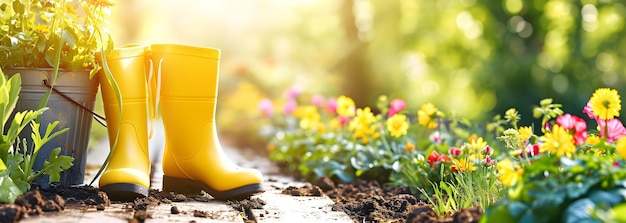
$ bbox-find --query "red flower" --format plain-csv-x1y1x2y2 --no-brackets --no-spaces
427,151,449,167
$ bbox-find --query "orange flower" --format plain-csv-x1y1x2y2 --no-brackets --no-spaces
405,142,416,153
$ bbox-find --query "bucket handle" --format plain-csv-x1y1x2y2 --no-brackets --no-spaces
42,80,107,127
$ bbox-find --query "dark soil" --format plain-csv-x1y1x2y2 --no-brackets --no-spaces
288,176,484,223
226,197,266,223
0,177,482,223
0,185,108,222
0,185,266,223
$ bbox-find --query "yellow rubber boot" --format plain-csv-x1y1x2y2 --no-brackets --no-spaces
150,44,264,200
98,46,151,200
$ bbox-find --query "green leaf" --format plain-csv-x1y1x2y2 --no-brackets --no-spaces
564,198,599,223
481,200,517,223
332,169,354,183
11,1,24,14
588,189,626,206
61,28,77,49
42,148,74,182
508,201,528,218
519,211,538,223
36,36,47,53
0,170,23,203
611,203,626,222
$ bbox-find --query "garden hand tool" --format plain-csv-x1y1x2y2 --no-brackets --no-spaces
97,45,152,200
150,44,264,200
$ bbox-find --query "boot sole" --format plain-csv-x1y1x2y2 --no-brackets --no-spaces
100,183,149,201
162,175,264,201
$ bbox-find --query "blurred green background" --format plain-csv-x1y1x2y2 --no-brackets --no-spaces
96,0,626,151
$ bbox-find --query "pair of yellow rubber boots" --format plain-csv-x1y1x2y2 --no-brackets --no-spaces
98,44,264,201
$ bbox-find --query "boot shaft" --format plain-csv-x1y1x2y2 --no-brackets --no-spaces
98,46,150,105
149,44,221,100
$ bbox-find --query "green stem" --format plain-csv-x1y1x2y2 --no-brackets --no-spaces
604,118,609,146
379,124,392,155
36,1,65,122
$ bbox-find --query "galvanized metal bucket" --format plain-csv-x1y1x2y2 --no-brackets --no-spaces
4,67,99,187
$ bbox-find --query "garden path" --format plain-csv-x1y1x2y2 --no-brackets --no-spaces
18,141,353,223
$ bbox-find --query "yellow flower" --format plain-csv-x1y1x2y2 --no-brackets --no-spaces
518,126,533,143
316,123,327,133
616,137,626,159
351,126,380,144
540,125,576,157
586,134,600,146
293,106,321,131
405,142,416,153
64,2,77,15
451,158,476,173
386,114,409,138
589,88,621,120
469,137,487,154
336,96,356,118
87,0,115,7
349,107,380,143
418,103,438,129
30,23,49,35
497,158,523,186
593,149,606,157
329,118,341,130
349,107,378,129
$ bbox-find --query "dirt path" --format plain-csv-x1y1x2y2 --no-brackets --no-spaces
12,143,353,223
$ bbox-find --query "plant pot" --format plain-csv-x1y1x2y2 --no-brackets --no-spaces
4,67,99,187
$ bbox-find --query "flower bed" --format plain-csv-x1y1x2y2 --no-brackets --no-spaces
260,88,626,223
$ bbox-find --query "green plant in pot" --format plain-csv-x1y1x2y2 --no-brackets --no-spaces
0,0,115,187
0,68,73,203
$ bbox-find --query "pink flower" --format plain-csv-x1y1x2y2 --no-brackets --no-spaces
258,98,274,118
483,145,494,156
584,101,626,143
283,99,297,115
448,147,462,157
583,102,596,119
543,122,552,132
520,144,540,158
338,116,351,127
430,132,442,144
388,99,407,117
556,114,588,145
598,119,626,143
311,95,325,107
482,157,496,167
325,98,337,114
286,87,301,100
